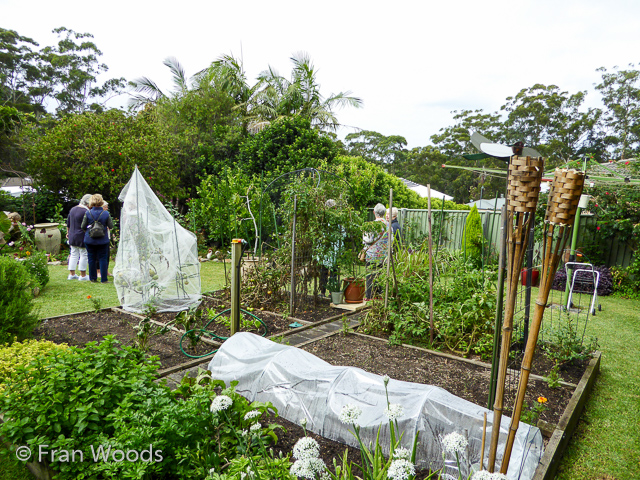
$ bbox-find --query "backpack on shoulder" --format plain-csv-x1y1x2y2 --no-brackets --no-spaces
88,211,106,239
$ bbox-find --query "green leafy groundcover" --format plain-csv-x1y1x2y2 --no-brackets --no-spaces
0,336,281,479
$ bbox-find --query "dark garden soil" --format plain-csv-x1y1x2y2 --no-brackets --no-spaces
31,294,590,477
33,310,216,368
267,331,586,478
300,332,581,428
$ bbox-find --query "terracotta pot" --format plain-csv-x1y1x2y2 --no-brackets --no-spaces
343,278,365,303
520,268,540,287
34,223,61,255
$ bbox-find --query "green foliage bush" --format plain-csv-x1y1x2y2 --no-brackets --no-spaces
189,168,269,247
0,337,286,479
362,248,497,358
610,255,640,299
0,337,162,478
239,116,337,178
25,109,182,203
587,184,640,251
21,250,49,288
0,339,68,394
462,205,484,266
0,255,39,344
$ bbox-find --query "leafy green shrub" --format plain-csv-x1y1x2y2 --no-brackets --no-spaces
610,255,640,299
0,255,39,344
0,336,161,478
362,247,497,358
0,339,68,394
542,312,598,365
462,205,484,266
238,116,337,179
21,250,49,288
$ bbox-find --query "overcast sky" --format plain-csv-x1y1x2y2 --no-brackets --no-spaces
4,0,640,149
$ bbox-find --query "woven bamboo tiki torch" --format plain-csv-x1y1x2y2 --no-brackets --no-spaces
487,156,544,472
500,168,585,473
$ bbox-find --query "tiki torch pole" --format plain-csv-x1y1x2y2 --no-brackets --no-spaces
487,156,544,472
500,169,585,474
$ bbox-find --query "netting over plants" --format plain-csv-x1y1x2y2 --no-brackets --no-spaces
114,167,201,313
209,333,543,480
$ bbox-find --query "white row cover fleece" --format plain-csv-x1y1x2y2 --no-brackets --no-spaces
208,332,543,479
114,167,201,313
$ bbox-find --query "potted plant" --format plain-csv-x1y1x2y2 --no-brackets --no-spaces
337,248,366,304
520,267,540,287
326,277,344,304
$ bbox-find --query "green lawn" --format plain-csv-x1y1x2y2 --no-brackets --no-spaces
555,292,640,480
32,260,228,319
2,264,639,479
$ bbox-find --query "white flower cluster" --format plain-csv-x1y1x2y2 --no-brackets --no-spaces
441,432,469,455
244,410,261,421
384,403,404,421
209,395,233,413
240,467,255,479
290,436,328,479
290,458,328,479
392,447,411,461
293,437,320,460
250,423,262,432
339,404,362,425
387,459,415,480
471,471,508,480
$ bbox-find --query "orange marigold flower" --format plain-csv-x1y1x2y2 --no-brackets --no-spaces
537,396,548,404
87,295,92,299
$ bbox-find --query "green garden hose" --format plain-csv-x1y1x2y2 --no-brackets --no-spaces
179,308,268,359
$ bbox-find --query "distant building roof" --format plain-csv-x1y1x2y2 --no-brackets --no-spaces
399,178,454,201
1,177,32,188
467,197,506,210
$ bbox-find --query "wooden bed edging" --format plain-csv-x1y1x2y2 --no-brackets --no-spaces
531,350,601,480
302,330,601,478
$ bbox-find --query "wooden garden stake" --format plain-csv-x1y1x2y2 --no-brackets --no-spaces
384,189,393,310
500,168,585,473
289,195,297,315
427,185,434,343
481,412,487,470
487,156,544,472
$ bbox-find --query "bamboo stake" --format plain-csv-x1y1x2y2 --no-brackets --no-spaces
487,156,544,472
384,189,393,309
500,169,584,474
428,185,434,343
481,412,488,470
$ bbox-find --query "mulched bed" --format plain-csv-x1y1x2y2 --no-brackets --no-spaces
33,310,215,368
31,291,344,370
264,330,587,478
301,332,580,428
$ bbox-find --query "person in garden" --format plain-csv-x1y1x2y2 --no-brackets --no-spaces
66,194,92,281
363,203,389,301
95,201,112,278
81,194,113,283
387,207,402,245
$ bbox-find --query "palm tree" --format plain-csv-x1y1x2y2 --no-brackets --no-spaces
128,57,189,109
254,52,362,131
195,54,261,132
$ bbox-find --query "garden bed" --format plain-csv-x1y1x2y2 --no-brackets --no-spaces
31,291,344,370
300,332,581,429
33,309,216,369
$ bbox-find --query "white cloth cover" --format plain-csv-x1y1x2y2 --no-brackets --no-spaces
114,167,201,312
208,333,543,480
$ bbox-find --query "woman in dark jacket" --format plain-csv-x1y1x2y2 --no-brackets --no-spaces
81,194,114,283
